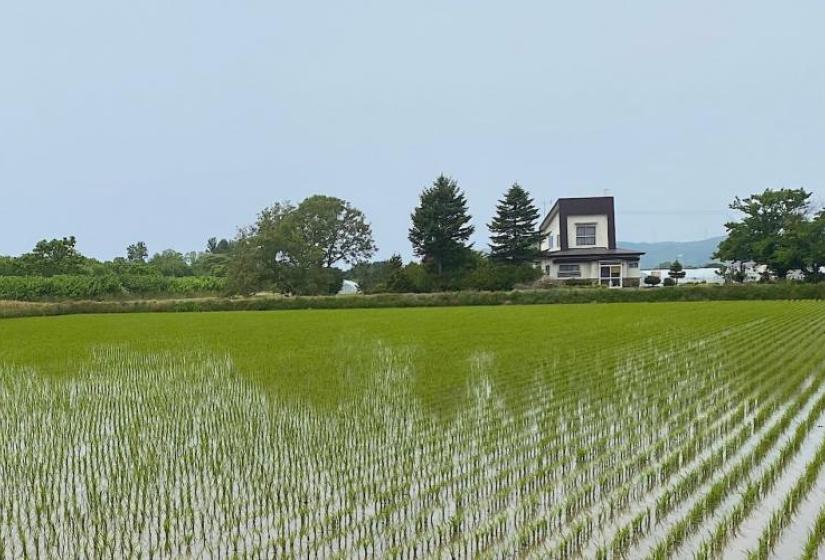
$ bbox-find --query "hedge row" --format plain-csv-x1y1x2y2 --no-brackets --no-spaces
0,275,226,301
1,282,824,319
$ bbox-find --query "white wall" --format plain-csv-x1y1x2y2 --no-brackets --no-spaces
540,259,641,280
539,213,561,252
642,268,724,284
566,214,609,248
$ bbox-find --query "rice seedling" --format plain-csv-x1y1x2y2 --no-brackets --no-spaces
0,301,823,558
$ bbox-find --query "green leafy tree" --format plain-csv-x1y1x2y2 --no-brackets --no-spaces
409,175,475,276
284,195,377,268
206,237,233,254
253,202,296,280
225,232,266,295
229,196,375,295
19,236,84,276
384,254,413,293
778,210,825,282
345,258,401,293
126,242,148,263
668,260,686,284
488,183,541,264
148,250,193,277
0,256,22,276
715,188,812,278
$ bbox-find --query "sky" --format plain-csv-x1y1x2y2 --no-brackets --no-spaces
2,1,824,261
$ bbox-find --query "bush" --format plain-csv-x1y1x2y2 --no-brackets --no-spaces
663,277,677,287
644,275,662,287
0,275,226,301
0,275,123,300
460,262,542,291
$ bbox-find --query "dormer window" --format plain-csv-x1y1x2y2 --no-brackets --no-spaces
575,223,597,246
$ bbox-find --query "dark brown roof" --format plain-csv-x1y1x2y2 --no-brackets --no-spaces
538,197,617,250
538,247,645,262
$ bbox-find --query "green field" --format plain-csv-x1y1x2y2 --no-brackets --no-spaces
2,302,825,558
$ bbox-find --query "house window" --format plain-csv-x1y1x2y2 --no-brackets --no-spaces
629,261,639,269
558,264,581,278
544,265,551,276
547,233,554,249
576,224,597,246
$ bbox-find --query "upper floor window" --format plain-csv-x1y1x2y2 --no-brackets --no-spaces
547,233,554,249
575,223,597,246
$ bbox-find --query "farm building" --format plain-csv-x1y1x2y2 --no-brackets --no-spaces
338,280,360,295
536,196,644,287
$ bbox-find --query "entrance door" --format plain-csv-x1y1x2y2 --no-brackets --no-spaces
600,263,622,288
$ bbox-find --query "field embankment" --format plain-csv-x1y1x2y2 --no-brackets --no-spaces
1,282,824,319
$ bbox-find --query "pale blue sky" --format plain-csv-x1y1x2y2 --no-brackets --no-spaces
2,1,823,260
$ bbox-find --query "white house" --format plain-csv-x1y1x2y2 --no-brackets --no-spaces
536,196,644,287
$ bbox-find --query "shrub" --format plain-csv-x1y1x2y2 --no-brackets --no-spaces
0,275,225,301
644,275,662,287
663,277,677,287
460,263,542,292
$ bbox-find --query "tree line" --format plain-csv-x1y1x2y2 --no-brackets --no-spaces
0,176,545,297
226,177,543,295
2,181,822,300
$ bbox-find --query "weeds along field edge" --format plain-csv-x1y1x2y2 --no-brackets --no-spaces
0,301,823,558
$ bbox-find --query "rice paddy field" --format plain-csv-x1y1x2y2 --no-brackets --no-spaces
1,301,825,559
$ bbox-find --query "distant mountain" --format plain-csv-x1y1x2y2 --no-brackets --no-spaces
618,237,726,269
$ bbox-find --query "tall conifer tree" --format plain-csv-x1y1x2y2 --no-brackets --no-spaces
409,175,474,275
488,183,541,263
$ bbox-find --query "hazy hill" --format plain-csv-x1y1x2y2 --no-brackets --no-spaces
619,237,725,268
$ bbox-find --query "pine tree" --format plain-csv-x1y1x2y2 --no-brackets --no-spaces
488,183,541,264
408,175,475,275
668,259,687,284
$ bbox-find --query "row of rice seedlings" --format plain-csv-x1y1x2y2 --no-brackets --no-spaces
745,417,825,559
598,365,792,558
298,318,752,556
645,365,825,559
382,332,708,556
801,502,825,560
674,315,825,558
603,307,823,558
694,386,825,558
460,312,808,556
468,341,730,558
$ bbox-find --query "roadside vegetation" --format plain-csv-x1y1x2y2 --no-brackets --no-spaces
1,282,824,319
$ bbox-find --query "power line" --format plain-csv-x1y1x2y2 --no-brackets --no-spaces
618,210,731,215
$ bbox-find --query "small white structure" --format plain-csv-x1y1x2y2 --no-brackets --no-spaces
338,280,360,295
